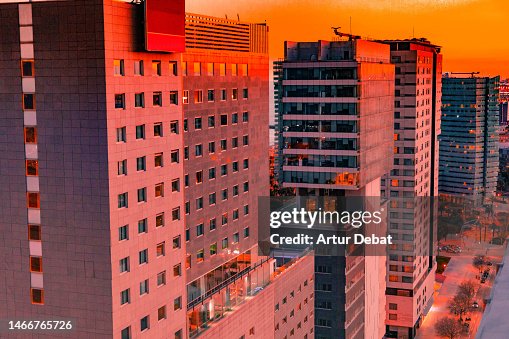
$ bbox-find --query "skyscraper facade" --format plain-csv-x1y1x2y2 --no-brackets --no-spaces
275,38,395,338
0,1,314,338
380,39,442,339
439,74,500,203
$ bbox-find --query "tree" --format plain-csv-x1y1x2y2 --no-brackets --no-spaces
435,317,462,339
449,293,470,320
457,280,476,305
473,255,486,272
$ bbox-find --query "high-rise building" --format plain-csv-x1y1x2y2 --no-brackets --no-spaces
439,73,500,203
0,1,314,338
380,39,442,339
275,38,395,338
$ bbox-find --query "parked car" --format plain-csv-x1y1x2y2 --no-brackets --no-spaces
472,301,479,308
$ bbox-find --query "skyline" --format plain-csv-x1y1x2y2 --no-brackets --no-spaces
187,0,509,78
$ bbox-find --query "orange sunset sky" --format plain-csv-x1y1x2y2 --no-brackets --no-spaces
187,0,509,79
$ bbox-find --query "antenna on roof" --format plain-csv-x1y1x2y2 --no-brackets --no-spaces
331,26,361,41
237,14,240,21
225,14,228,19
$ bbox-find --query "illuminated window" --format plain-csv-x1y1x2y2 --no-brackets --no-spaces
156,242,165,257
113,59,124,76
23,94,35,110
31,288,44,304
391,180,399,187
207,62,214,75
26,160,38,176
219,63,226,76
389,275,399,282
30,256,42,272
196,249,204,262
152,60,161,75
21,60,34,77
193,62,201,76
194,90,203,103
232,88,238,100
231,64,237,76
210,243,217,255
156,213,165,227
158,306,167,320
173,263,182,277
183,90,189,104
28,224,41,240
27,192,40,208
240,64,248,76
154,153,163,167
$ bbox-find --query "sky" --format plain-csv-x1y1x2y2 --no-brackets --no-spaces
187,0,509,79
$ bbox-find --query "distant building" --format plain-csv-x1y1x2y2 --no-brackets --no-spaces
275,38,394,339
439,74,500,203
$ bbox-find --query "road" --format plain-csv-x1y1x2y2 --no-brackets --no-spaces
416,255,495,339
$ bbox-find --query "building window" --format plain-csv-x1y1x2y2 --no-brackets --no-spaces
140,315,149,331
31,288,44,304
244,205,249,215
153,92,162,106
231,63,238,76
170,120,179,134
183,90,189,104
243,159,249,169
194,90,203,103
156,242,165,257
116,127,126,142
196,171,203,184
113,59,124,76
243,227,250,238
135,93,145,107
140,279,148,295
242,111,249,122
232,137,238,148
210,243,217,255
120,288,130,305
119,257,129,273
233,185,239,196
208,167,216,180
28,224,41,241
26,160,39,176
137,156,146,171
119,225,128,241
194,117,202,130
209,218,216,230
138,218,148,233
185,255,191,268
208,116,215,128
208,142,215,155
30,256,42,272
220,114,228,126
221,189,228,201
220,89,227,101
181,61,187,76
243,88,249,99
23,93,35,110
137,187,147,203
196,197,203,210
170,61,178,76
154,153,163,167
219,63,226,76
232,88,238,100
172,207,180,221
154,122,163,137
156,213,165,227
158,306,167,321
240,64,248,76
134,60,144,75
114,94,125,109
24,127,37,143
222,237,228,249
174,296,182,310
184,147,189,160
195,144,203,157
206,89,215,103
389,303,398,310
121,327,131,339
173,236,181,249
152,60,161,75
243,135,249,146
207,62,214,75
209,192,216,205
389,314,397,320
193,62,201,76
232,113,238,124
21,60,34,77
197,249,204,262
171,179,180,192
170,91,178,105
173,263,182,277
243,182,249,192
139,249,148,265
28,192,41,208
157,271,166,286
135,124,145,140
233,232,239,243
220,164,227,176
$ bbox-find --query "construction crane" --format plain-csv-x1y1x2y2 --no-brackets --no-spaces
331,27,361,41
